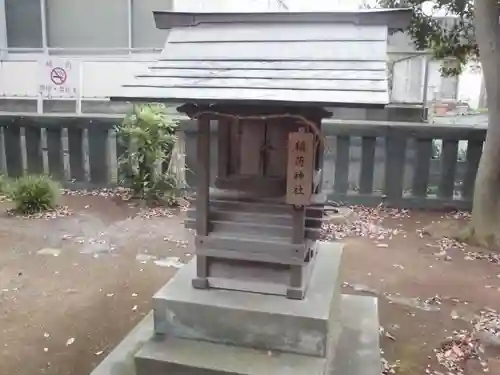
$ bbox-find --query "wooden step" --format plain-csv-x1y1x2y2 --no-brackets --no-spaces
185,218,322,240
194,233,310,264
186,208,324,228
189,197,327,218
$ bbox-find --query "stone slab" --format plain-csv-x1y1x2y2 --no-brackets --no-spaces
136,336,326,375
329,294,380,375
153,242,343,357
135,294,380,375
89,312,153,375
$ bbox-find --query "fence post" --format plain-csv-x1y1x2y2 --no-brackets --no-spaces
0,126,7,176
333,135,350,196
40,128,50,175
438,139,459,199
106,129,118,185
384,128,407,205
359,136,376,194
19,127,28,176
61,128,71,182
82,128,91,183
412,138,433,197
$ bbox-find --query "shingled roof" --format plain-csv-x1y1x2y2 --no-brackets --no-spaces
112,9,412,107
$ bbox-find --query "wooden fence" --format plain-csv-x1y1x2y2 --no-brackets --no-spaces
0,114,486,210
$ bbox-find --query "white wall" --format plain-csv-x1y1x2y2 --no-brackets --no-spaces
457,63,483,109
0,55,157,101
0,0,289,113
391,56,426,103
1,53,482,110
390,57,482,108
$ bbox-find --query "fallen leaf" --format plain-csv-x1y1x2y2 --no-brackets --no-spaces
37,248,61,257
385,331,397,341
135,253,157,263
154,257,184,269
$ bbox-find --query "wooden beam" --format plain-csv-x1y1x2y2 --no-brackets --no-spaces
194,116,211,287
196,117,210,236
217,119,230,179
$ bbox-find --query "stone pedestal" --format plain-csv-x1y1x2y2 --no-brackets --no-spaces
90,242,381,375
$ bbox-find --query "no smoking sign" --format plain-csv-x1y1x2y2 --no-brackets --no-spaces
50,67,67,86
39,58,80,98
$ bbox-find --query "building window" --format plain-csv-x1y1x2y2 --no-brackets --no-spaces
4,0,174,53
132,0,171,48
5,0,43,48
46,0,129,49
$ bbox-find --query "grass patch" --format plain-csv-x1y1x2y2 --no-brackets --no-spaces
8,175,60,214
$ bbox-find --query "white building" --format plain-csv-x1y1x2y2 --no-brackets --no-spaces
387,16,484,111
0,0,288,114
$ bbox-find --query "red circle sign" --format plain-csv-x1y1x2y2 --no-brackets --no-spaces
50,67,67,85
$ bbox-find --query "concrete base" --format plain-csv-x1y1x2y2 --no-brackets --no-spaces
89,242,380,375
89,312,154,375
90,294,380,375
153,242,343,357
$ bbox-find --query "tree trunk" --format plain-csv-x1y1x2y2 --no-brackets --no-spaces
470,0,500,247
478,73,487,109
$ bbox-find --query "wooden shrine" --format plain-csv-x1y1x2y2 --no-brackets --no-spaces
96,9,414,375
111,9,413,300
181,104,331,299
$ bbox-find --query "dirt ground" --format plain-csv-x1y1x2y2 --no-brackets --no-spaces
0,194,499,375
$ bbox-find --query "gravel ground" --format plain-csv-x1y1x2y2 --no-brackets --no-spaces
0,193,499,375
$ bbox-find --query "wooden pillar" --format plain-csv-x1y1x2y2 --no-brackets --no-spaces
314,120,324,194
288,206,306,299
193,116,211,289
217,119,229,179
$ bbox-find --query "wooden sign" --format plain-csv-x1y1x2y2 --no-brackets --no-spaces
286,132,314,206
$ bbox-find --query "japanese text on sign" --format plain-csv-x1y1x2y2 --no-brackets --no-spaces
286,132,314,206
38,58,81,99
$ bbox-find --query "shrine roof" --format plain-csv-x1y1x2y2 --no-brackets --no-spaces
111,9,412,107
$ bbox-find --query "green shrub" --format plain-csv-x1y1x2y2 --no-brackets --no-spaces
117,104,182,204
8,175,60,214
0,175,10,194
